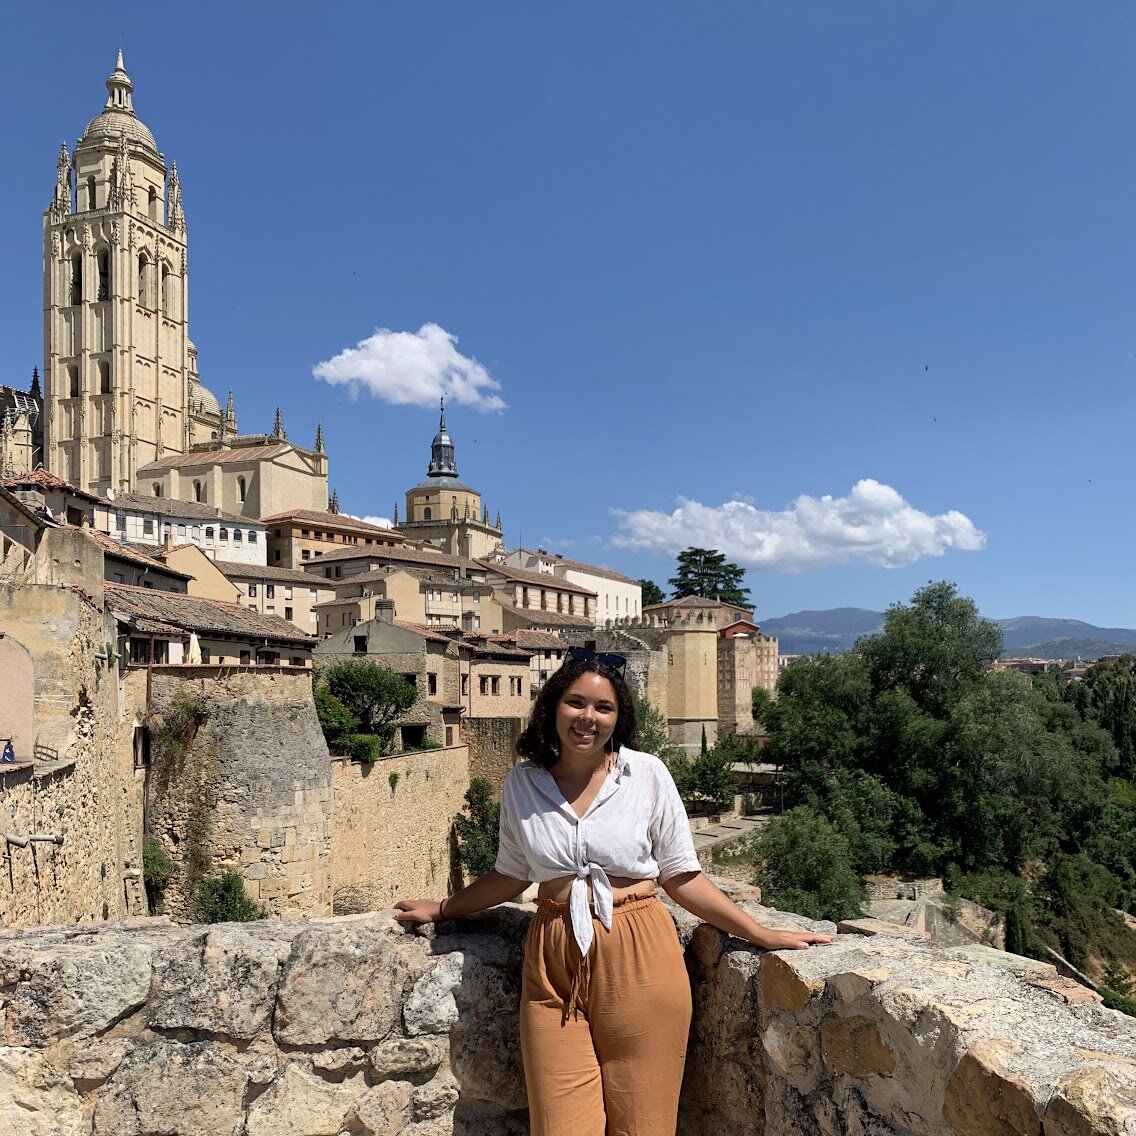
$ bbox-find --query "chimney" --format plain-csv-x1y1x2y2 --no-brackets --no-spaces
375,599,395,625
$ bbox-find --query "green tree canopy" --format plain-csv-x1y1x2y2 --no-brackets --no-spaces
668,547,751,606
639,579,665,606
316,659,417,754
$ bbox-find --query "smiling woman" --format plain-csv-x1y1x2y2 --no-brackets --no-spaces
395,652,832,1135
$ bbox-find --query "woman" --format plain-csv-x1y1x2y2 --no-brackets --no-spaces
395,647,832,1135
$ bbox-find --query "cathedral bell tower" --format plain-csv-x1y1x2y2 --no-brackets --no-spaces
43,53,222,495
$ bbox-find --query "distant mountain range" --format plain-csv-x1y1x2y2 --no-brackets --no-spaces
760,608,1136,661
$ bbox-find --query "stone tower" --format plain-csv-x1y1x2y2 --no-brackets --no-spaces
402,400,504,559
43,53,223,496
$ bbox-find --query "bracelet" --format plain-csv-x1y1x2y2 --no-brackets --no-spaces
438,898,448,921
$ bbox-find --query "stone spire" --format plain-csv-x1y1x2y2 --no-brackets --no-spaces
30,367,41,399
315,423,324,454
167,162,185,234
272,406,285,439
225,389,236,433
105,51,135,115
495,509,501,529
426,397,457,478
50,142,71,219
392,503,399,526
328,488,340,514
109,130,131,211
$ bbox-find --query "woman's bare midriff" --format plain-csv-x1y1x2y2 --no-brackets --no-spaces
536,875,657,904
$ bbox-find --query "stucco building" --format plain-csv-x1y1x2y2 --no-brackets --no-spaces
504,547,642,628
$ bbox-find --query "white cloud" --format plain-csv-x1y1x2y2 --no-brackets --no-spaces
611,479,986,572
313,323,507,412
356,514,394,530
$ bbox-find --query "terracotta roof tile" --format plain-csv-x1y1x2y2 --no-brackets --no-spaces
512,549,639,585
136,443,293,472
260,509,402,538
476,559,597,596
108,493,256,526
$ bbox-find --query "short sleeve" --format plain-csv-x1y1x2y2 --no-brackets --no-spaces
493,775,532,882
649,762,702,882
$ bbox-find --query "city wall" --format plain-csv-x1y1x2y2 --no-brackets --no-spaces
0,579,144,928
331,744,470,915
1,893,1134,1136
142,666,334,920
462,718,521,794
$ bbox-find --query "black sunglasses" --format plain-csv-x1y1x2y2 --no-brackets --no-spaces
567,646,628,675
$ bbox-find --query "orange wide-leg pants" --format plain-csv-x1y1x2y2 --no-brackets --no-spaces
520,894,692,1136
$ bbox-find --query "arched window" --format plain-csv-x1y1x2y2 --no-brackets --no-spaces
237,476,246,502
161,264,170,316
205,526,214,539
68,365,79,398
423,507,432,520
219,527,229,541
87,176,97,211
70,253,83,305
152,483,161,496
98,360,111,394
137,254,149,306
148,186,159,222
97,249,110,300
233,529,243,542
193,480,203,502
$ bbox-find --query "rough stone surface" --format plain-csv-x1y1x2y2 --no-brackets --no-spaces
0,897,1133,1136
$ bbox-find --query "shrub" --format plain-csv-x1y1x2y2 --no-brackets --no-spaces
454,778,500,877
314,687,358,749
142,836,175,913
195,869,265,923
751,806,865,922
346,733,383,763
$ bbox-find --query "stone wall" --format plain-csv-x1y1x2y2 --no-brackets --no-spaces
0,582,145,928
142,666,333,920
2,892,1135,1136
331,745,470,915
462,718,521,795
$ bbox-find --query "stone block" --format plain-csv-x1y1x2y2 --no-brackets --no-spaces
369,1037,449,1080
246,1063,366,1136
413,1070,460,1120
761,953,825,1015
0,1046,84,1135
820,1015,897,1078
1044,1063,1136,1136
944,1041,1041,1136
348,1079,413,1136
838,917,931,943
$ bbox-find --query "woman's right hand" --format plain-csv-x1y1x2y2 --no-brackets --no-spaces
393,898,444,924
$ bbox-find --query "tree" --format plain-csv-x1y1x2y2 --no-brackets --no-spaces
317,660,417,754
668,547,751,606
751,807,865,922
453,778,500,877
639,579,665,606
751,686,774,728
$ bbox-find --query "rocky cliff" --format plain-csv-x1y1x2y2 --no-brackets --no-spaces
2,891,1134,1135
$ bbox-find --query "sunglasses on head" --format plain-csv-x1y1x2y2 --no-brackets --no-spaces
567,646,628,675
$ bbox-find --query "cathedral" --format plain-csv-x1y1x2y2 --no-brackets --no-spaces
37,53,328,515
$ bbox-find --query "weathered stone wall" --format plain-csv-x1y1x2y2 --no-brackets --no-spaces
142,666,333,920
331,745,470,914
0,582,145,928
462,718,521,795
2,893,1135,1136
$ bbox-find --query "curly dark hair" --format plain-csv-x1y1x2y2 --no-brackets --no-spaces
515,656,639,768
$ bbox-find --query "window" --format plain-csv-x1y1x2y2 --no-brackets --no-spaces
240,651,251,665
301,529,309,538
266,584,275,598
233,529,243,542
461,674,469,696
219,528,228,541
354,635,367,654
274,550,281,562
137,254,149,306
152,484,161,496
446,726,454,747
143,517,154,535
97,249,109,300
148,185,158,222
284,586,293,600
161,264,170,316
68,366,79,398
274,529,282,538
177,524,186,538
98,360,111,394
491,676,501,695
205,526,214,539
87,176,97,212
248,583,257,597
201,646,210,664
428,673,438,695
132,725,151,770
193,481,203,502
266,605,275,614
249,531,257,544
291,657,303,667
423,507,432,520
116,509,126,532
309,589,318,600
284,606,293,621
70,253,83,305
237,477,246,503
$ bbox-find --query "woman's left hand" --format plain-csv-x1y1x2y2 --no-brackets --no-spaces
753,928,834,951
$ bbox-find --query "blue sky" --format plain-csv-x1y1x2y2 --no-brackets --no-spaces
4,3,1135,625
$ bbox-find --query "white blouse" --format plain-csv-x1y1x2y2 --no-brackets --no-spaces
494,746,702,959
